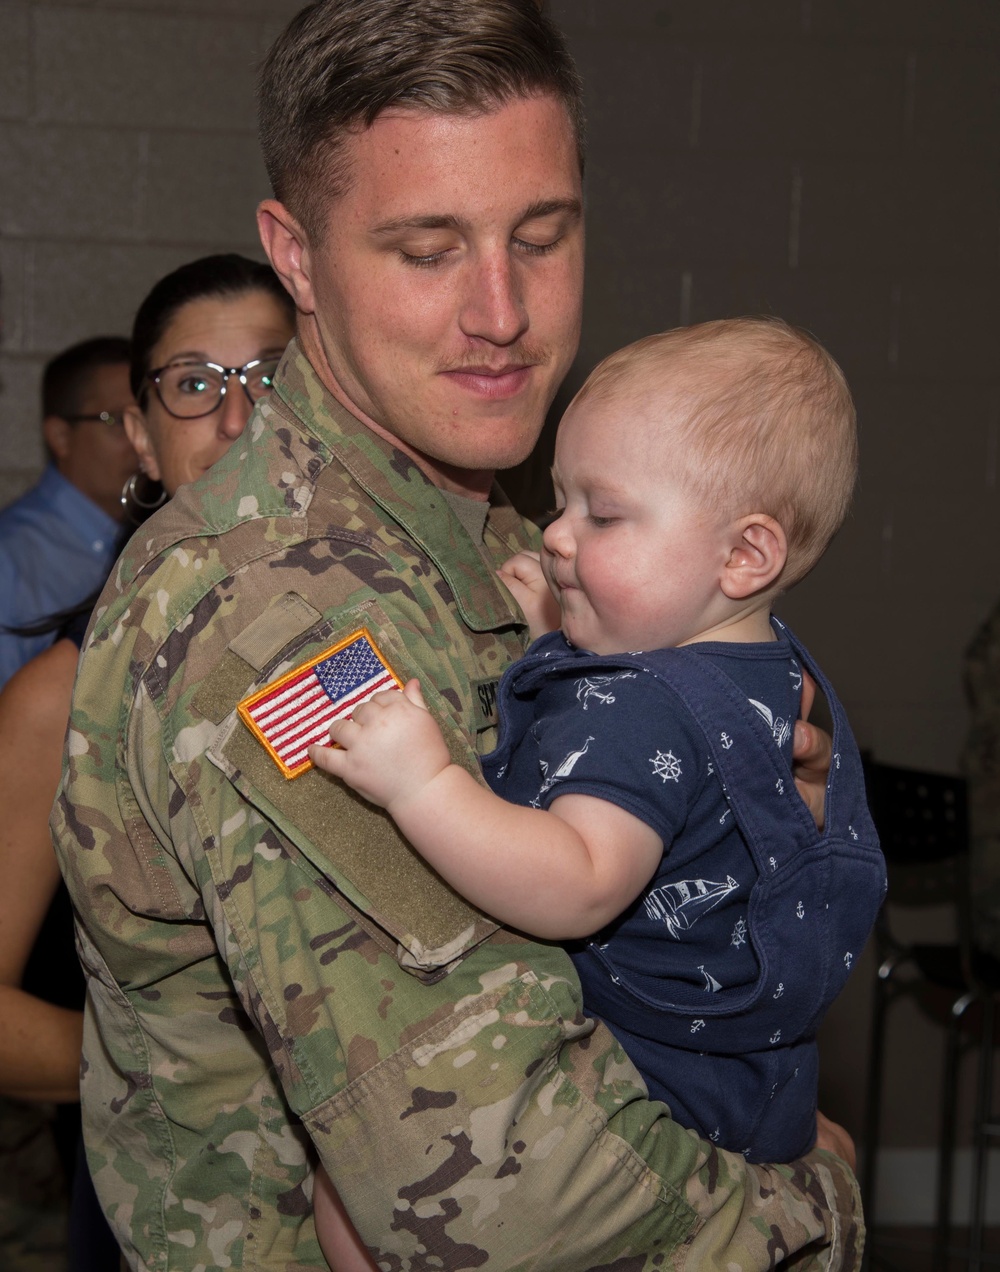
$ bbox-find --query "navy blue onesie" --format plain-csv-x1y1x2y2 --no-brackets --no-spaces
482,619,884,1161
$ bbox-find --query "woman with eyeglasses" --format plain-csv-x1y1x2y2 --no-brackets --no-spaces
122,255,293,514
0,254,295,1271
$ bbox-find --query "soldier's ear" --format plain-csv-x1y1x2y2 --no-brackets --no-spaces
257,200,314,316
721,514,787,600
42,415,73,469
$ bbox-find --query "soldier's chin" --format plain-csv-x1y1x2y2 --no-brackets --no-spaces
481,427,547,475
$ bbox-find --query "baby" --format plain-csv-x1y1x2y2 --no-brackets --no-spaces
311,317,884,1265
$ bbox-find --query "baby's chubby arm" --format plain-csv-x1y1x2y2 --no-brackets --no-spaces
308,682,663,940
497,551,561,642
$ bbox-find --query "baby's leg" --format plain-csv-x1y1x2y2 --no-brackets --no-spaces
314,1165,379,1272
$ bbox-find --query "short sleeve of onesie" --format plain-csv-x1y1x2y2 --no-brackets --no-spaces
513,667,710,849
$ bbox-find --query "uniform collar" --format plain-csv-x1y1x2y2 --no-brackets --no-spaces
273,341,527,635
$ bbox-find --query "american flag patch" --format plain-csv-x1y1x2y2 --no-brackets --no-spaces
237,628,402,779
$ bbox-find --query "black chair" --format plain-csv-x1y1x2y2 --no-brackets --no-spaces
854,758,972,1266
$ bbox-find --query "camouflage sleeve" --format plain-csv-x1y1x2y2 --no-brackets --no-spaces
120,568,859,1269
963,598,1000,959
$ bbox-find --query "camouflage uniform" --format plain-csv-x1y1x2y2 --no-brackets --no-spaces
53,342,863,1271
963,597,1000,959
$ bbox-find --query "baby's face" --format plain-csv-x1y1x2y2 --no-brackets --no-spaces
541,389,735,655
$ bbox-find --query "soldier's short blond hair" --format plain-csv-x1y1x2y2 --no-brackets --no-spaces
574,317,858,589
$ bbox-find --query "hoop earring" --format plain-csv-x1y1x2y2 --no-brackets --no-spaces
121,471,167,526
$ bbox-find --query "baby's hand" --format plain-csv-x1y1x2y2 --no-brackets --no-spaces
308,679,452,813
498,550,561,641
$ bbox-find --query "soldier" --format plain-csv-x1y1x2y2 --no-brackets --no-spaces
53,2,862,1268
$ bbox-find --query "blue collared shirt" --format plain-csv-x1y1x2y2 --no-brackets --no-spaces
0,465,122,688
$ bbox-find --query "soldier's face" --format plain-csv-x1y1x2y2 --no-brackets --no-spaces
284,95,584,497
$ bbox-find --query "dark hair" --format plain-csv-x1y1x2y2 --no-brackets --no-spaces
42,337,131,419
130,253,295,400
257,0,585,239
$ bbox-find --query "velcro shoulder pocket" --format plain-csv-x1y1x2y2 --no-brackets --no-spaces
205,594,499,973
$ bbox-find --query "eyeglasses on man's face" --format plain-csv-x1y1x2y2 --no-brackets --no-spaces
64,410,128,431
143,358,281,420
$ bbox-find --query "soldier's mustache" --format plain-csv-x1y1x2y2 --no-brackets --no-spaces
440,344,548,374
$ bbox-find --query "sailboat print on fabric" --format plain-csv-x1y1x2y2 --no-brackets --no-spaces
699,964,723,992
574,671,638,710
748,698,792,748
644,874,739,939
531,736,596,807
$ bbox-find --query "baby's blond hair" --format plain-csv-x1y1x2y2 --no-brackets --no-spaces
573,317,857,588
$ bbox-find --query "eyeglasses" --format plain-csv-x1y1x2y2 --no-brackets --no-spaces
64,410,128,431
143,358,280,420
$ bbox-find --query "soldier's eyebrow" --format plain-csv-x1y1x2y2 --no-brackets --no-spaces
518,197,583,226
371,214,466,236
370,198,582,238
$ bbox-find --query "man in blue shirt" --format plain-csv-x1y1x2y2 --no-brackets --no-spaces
0,337,136,687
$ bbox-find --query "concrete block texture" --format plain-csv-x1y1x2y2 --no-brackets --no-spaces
33,8,264,130
0,239,27,353
585,155,794,273
577,264,687,373
909,48,1000,155
895,275,1000,380
808,0,1000,43
698,44,909,155
0,5,29,121
797,159,999,269
856,379,1000,496
551,0,803,39
686,266,893,379
27,242,218,354
0,354,47,474
0,125,31,238
0,124,142,241
572,38,698,156
141,131,270,246
0,468,42,509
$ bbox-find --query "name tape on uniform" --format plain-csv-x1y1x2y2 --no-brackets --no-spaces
238,628,402,779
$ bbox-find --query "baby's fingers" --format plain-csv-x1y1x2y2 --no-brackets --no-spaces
499,550,542,583
402,678,428,710
308,740,344,775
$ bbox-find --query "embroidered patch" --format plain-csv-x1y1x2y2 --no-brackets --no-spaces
237,628,402,779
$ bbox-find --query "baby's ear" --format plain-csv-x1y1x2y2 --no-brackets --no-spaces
721,514,787,600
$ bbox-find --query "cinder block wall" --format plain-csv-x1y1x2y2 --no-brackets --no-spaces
1,0,997,1205
0,0,303,508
